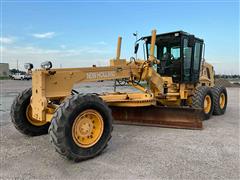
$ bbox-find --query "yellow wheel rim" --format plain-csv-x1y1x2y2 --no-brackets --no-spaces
26,105,48,126
72,109,104,148
204,95,212,114
219,93,226,109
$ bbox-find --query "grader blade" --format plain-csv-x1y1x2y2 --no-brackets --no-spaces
110,106,203,130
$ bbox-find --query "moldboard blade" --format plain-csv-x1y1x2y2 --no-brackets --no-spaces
110,106,203,130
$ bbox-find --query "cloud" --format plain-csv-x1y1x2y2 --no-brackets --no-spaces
95,41,107,45
32,32,55,39
60,44,66,49
0,37,14,44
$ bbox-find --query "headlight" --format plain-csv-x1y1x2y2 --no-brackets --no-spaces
41,61,52,70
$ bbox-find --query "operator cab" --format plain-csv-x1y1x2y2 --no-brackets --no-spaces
143,31,204,83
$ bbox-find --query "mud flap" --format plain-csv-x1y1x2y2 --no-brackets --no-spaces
110,106,203,130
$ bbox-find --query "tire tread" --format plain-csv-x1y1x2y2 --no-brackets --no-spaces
11,88,50,136
49,94,113,162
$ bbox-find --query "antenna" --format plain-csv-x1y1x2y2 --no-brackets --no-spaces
133,31,138,59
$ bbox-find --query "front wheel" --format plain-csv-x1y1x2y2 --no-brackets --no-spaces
49,94,113,162
10,88,50,136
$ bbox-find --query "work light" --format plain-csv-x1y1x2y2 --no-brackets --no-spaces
24,63,34,70
41,61,52,70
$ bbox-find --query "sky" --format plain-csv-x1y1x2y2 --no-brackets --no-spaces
1,0,239,74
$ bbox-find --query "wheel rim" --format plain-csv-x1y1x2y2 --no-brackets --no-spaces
204,95,212,114
26,105,48,126
72,109,104,148
219,93,226,109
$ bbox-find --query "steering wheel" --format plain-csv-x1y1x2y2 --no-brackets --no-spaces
162,52,174,64
169,54,175,64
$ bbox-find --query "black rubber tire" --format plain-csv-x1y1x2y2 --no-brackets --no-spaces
49,94,113,162
212,86,227,115
10,88,50,136
192,86,214,120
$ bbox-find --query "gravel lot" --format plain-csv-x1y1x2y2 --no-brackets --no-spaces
0,80,239,179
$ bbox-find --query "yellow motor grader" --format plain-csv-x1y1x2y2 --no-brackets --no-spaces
11,29,227,161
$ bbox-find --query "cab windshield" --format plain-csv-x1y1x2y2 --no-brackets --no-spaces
146,37,182,81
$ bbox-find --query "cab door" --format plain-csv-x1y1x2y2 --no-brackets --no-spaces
182,38,193,82
192,41,203,82
182,37,203,83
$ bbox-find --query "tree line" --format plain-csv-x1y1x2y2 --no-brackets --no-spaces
9,69,26,75
215,74,240,79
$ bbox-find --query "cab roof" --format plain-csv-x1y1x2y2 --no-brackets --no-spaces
142,30,204,43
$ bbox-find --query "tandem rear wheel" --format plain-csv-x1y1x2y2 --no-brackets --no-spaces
49,94,113,162
211,86,227,115
192,86,227,120
192,86,214,120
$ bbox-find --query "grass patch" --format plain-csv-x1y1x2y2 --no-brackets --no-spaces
0,77,10,80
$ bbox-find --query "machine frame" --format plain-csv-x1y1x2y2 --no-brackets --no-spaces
29,30,214,123
10,29,227,162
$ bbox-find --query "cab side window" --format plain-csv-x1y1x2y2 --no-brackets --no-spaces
193,42,201,72
171,46,180,60
183,39,192,81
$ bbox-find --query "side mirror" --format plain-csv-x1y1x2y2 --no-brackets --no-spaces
188,35,195,47
134,43,139,54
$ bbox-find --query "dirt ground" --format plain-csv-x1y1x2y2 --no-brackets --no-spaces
0,80,239,179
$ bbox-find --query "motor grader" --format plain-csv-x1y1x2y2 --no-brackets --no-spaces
11,29,227,161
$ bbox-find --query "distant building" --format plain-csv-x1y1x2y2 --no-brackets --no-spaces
0,63,10,77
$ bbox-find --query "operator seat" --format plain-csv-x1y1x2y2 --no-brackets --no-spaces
158,53,181,82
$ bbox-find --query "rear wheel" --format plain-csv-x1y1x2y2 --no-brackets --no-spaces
10,88,50,136
49,94,113,162
212,86,227,115
192,86,214,120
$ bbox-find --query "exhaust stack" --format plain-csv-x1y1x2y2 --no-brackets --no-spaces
116,37,122,60
149,29,157,62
